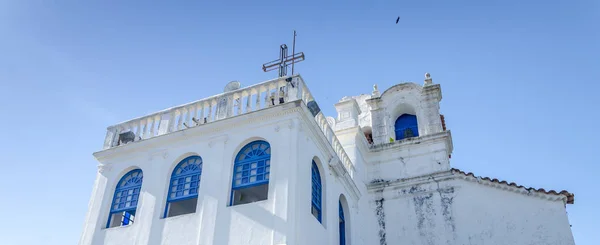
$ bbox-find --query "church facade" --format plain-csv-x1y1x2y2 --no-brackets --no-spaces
79,74,575,245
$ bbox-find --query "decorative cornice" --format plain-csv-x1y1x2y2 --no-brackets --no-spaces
369,130,452,153
367,170,454,191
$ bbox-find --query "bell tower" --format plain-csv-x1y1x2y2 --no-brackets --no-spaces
367,73,445,145
364,73,453,180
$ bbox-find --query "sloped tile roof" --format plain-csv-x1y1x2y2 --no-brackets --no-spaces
451,168,574,204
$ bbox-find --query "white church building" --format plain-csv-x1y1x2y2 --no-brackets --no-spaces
79,74,576,245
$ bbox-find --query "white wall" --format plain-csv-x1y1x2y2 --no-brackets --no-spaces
366,132,452,181
351,81,573,245
452,180,575,245
368,176,575,245
80,103,359,245
82,80,575,245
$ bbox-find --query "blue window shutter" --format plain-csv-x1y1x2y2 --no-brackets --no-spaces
231,141,271,189
230,140,271,205
394,114,419,140
311,161,322,222
339,201,345,245
164,156,203,217
107,169,143,228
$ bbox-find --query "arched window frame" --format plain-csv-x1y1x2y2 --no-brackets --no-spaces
164,155,202,218
394,114,419,140
107,169,143,228
311,160,322,222
339,200,346,245
230,140,271,205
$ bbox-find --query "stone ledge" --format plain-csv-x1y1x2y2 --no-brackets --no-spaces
369,130,453,153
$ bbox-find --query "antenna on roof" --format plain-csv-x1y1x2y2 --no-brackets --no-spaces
291,30,297,75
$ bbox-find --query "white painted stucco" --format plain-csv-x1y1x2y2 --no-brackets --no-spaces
80,99,360,245
365,171,574,245
80,74,575,245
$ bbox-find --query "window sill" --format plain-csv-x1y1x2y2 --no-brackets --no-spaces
229,199,268,207
103,223,134,230
162,212,198,220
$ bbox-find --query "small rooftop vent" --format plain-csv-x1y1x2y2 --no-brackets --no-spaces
118,131,136,145
307,101,321,117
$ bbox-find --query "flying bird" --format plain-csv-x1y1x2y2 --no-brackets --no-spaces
396,16,400,24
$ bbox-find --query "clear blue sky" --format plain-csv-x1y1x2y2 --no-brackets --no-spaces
0,1,597,244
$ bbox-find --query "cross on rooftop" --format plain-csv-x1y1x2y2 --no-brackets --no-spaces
262,32,305,77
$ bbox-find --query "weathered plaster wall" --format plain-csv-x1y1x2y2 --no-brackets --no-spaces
357,80,573,245
452,180,575,245
366,176,575,245
368,174,459,245
366,132,452,181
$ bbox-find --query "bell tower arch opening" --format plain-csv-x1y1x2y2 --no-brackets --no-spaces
389,102,420,141
394,114,419,140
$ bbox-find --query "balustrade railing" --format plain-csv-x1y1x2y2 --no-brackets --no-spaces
103,75,355,178
297,82,356,178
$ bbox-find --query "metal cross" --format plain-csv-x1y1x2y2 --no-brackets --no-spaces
262,32,305,77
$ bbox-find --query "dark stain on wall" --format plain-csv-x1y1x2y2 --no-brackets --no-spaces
439,187,456,233
412,186,436,245
371,178,387,184
371,177,458,244
438,187,457,244
375,198,387,245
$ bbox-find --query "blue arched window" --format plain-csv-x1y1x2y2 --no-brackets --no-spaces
230,140,271,205
164,156,202,218
339,200,346,245
394,114,419,140
107,169,143,228
311,161,322,222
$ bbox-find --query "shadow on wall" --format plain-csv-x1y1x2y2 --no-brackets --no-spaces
214,200,288,244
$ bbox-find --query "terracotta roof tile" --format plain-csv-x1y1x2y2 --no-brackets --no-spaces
451,168,574,204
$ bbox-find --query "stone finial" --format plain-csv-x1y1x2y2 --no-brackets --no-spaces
372,84,381,97
424,73,433,86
